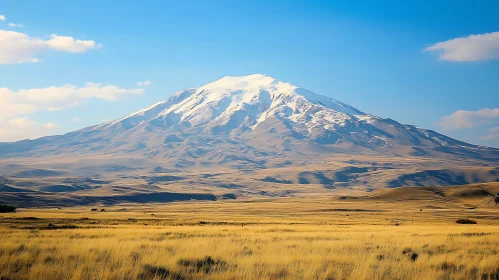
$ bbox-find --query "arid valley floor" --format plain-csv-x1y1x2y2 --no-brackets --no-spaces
1,183,498,280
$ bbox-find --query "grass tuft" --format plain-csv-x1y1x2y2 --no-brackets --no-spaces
140,264,185,280
456,218,477,224
177,256,227,273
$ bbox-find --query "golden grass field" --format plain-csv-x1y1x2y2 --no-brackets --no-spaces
1,183,499,280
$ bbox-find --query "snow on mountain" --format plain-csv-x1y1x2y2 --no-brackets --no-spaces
97,74,370,134
1,74,498,166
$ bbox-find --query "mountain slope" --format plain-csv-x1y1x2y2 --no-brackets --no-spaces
1,74,498,167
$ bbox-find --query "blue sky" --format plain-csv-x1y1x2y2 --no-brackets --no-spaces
1,0,499,146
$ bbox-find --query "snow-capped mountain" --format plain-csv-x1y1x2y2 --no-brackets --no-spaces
1,74,498,167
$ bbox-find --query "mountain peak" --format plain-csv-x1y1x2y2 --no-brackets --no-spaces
219,73,276,81
102,74,369,133
202,74,286,92
5,74,497,165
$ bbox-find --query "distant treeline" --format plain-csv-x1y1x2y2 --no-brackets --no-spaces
0,204,16,213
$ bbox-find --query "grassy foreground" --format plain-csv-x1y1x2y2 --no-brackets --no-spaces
1,196,498,280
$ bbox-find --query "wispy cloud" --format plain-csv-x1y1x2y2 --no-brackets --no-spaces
45,34,101,53
0,83,144,141
481,126,499,140
435,108,499,130
8,23,23,28
424,32,499,62
137,80,151,86
0,117,60,142
488,126,499,133
0,82,144,121
481,133,499,140
0,30,102,64
0,15,5,21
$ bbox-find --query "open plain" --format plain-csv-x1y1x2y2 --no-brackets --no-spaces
1,183,498,280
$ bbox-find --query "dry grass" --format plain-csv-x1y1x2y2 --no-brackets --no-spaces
1,195,498,280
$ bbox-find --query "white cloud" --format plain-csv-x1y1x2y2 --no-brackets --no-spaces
0,83,144,121
46,34,101,53
481,126,499,140
481,134,499,140
0,83,144,141
436,108,499,130
0,117,60,142
72,118,81,122
488,126,499,133
0,15,5,21
425,32,499,62
0,30,101,64
137,80,151,86
8,23,23,28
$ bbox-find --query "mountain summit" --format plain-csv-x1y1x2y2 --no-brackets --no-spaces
1,74,498,167
97,74,368,139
